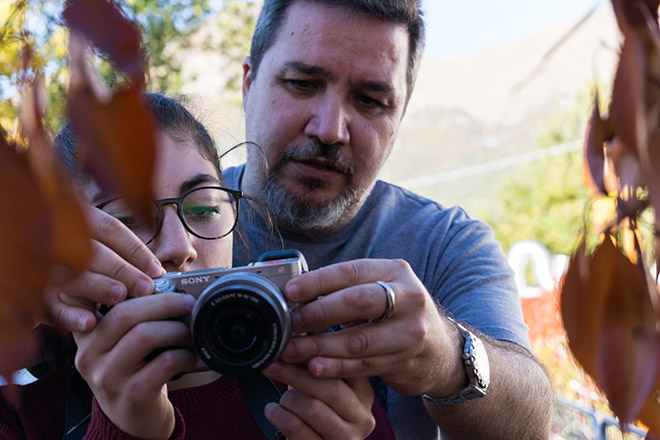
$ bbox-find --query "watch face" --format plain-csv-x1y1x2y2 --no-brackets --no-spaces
471,336,490,388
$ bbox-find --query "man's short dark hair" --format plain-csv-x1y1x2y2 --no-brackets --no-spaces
249,0,425,104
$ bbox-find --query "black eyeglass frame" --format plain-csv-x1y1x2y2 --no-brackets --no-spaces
95,186,243,245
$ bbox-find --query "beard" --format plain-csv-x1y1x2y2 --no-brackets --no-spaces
261,139,359,234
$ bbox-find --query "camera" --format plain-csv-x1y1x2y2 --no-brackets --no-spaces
153,249,308,377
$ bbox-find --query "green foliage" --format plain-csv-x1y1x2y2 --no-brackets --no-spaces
481,85,606,256
216,0,259,101
1,0,259,131
486,150,590,255
123,0,212,92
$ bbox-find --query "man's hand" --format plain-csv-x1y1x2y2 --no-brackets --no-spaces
262,361,375,440
280,258,466,398
44,205,165,332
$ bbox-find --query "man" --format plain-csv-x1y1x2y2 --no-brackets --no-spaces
222,0,554,438
47,0,553,438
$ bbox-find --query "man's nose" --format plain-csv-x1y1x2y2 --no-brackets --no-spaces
151,206,197,271
304,95,350,146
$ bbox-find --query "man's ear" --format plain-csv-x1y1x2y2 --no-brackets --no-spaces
242,56,253,112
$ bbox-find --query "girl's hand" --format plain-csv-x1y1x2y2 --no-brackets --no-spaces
73,292,197,439
45,206,165,333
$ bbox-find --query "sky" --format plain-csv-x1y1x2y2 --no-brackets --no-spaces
422,0,608,58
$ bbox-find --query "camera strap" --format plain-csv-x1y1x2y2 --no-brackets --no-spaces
237,374,282,440
63,369,91,440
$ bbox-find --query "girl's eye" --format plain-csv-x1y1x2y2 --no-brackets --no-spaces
185,205,221,221
116,215,139,230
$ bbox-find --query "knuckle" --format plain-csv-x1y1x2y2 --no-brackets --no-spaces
359,414,376,439
346,331,369,356
337,261,362,285
122,379,147,403
400,355,417,372
391,258,411,274
324,380,345,401
74,351,89,374
125,238,151,267
406,288,428,309
360,357,372,371
109,261,134,285
54,304,69,329
409,320,428,340
344,286,377,311
96,213,126,237
131,323,153,346
304,302,329,327
156,350,178,370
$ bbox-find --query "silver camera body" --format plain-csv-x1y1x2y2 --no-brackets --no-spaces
154,250,308,377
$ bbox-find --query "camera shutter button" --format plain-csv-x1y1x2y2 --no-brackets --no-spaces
154,278,176,293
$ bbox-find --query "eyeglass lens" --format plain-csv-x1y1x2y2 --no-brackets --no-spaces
99,187,238,243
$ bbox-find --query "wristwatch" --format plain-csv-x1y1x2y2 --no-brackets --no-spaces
422,319,490,405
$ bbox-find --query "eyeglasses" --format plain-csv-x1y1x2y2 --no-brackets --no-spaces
96,186,242,245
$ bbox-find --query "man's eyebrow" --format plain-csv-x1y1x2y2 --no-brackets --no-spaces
354,79,394,95
179,174,222,194
280,61,332,78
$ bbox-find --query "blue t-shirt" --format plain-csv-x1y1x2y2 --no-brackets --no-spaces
224,165,530,439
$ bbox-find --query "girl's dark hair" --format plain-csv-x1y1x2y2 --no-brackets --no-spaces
56,93,222,183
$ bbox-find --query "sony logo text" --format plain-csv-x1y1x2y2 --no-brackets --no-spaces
181,275,211,285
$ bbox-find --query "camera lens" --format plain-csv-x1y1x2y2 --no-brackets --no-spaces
191,272,292,377
215,305,260,353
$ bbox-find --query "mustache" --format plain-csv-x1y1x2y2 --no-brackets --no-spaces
276,139,354,177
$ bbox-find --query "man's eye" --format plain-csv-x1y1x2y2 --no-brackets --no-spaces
357,94,383,108
285,79,316,92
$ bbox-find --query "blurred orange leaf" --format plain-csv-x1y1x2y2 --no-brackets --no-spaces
610,34,646,167
61,0,144,87
638,372,660,435
561,236,660,424
612,0,660,37
66,34,156,225
21,76,91,273
0,136,52,379
584,93,613,195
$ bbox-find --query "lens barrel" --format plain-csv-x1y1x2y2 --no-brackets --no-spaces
190,272,292,377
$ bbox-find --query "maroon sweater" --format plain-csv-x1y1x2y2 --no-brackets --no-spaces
0,371,396,439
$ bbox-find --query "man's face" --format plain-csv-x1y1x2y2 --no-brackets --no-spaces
242,1,409,234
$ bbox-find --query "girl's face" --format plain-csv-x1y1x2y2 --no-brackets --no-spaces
87,131,233,276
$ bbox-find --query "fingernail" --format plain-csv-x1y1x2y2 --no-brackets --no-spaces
149,260,166,278
135,279,153,296
111,284,125,303
264,402,276,417
286,282,300,302
312,362,323,377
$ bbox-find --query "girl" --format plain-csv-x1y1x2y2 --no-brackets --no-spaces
0,94,394,440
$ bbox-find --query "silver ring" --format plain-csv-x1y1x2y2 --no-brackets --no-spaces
375,281,395,321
